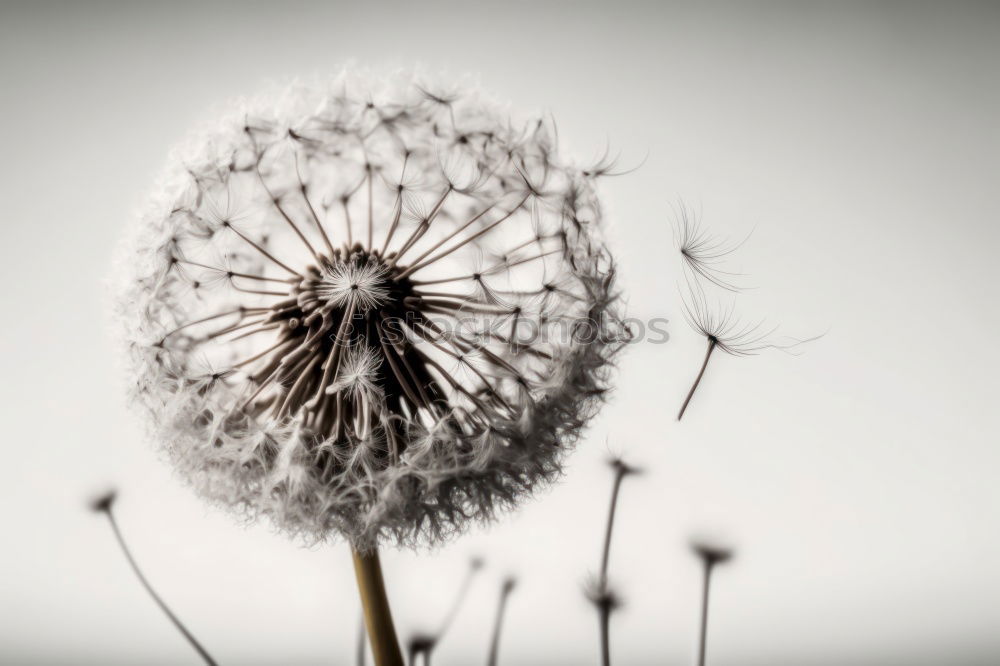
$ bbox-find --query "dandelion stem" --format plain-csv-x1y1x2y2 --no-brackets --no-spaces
401,197,497,271
486,579,515,666
396,193,530,279
379,155,409,255
598,604,612,666
591,461,632,666
225,222,301,276
599,469,625,586
367,166,375,250
295,153,337,257
678,338,717,421
407,559,482,666
697,559,713,666
100,509,217,666
356,613,367,666
343,198,355,248
691,543,732,666
352,546,403,666
389,187,453,266
437,559,482,640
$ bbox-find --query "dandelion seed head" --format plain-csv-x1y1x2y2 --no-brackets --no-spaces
407,634,437,658
584,576,623,613
115,70,628,550
691,540,735,566
607,454,642,478
88,489,118,514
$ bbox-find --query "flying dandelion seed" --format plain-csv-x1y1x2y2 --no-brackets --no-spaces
115,71,629,664
672,205,749,293
676,279,816,420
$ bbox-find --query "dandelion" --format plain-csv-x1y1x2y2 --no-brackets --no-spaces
690,541,734,666
486,576,517,666
584,455,640,666
676,280,815,420
89,490,217,665
116,71,629,665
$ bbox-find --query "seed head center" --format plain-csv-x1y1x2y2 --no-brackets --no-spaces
316,254,392,313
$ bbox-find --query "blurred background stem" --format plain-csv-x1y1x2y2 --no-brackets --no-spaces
697,558,713,666
100,504,217,665
486,577,516,666
692,543,732,666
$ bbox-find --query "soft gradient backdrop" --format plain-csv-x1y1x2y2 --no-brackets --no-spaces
1,1,998,664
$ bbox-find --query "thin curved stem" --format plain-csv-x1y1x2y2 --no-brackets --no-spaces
102,510,217,666
599,472,625,585
436,561,480,641
678,338,717,421
352,547,404,666
593,463,629,666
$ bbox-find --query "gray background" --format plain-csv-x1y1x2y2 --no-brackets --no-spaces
1,1,998,664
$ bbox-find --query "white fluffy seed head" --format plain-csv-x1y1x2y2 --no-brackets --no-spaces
317,258,391,313
114,69,630,551
327,344,382,398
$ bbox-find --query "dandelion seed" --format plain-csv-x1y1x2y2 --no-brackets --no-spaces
677,279,817,420
88,490,217,666
116,71,629,666
580,140,646,179
327,343,383,400
672,205,750,293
